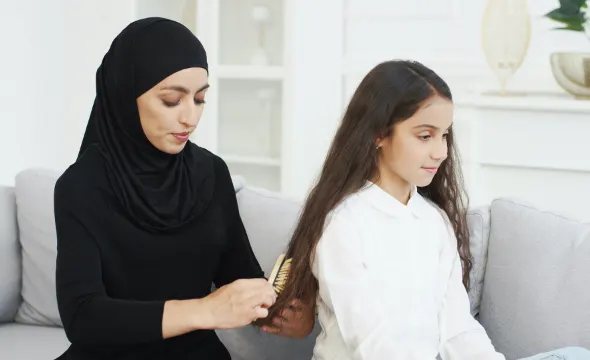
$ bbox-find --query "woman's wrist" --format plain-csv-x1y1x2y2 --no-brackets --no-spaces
161,298,215,339
187,298,215,330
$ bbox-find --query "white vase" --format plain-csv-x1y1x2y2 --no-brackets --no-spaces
481,0,531,94
550,52,590,99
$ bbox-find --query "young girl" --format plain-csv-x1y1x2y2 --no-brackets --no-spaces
267,60,590,360
267,59,503,359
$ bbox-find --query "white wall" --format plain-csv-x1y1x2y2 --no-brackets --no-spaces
1,1,62,185
2,0,589,222
0,0,134,186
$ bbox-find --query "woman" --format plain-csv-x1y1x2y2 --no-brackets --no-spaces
54,17,313,360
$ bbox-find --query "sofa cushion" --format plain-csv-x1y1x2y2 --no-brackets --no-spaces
0,323,69,359
466,206,491,317
215,184,320,360
0,186,21,323
14,168,63,326
478,198,590,359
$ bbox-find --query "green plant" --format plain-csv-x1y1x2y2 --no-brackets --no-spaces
545,0,588,34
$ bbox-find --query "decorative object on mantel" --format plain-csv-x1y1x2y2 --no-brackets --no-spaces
250,5,271,66
550,52,590,99
481,0,531,95
545,0,590,99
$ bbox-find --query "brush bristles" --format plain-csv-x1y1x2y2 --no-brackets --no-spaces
272,258,291,293
268,255,292,294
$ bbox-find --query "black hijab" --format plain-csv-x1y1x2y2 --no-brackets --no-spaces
78,17,215,232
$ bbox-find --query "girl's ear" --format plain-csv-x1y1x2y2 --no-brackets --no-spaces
375,136,386,149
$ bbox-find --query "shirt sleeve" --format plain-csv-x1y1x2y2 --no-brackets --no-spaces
54,175,165,345
315,213,429,359
438,223,506,360
213,158,265,288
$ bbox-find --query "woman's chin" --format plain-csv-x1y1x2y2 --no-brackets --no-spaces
153,140,188,155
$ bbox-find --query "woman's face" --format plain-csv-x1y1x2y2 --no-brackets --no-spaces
137,67,209,154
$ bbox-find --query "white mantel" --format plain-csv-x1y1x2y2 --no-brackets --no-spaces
454,92,590,222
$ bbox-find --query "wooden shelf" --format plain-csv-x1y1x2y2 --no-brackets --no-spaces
221,154,282,167
212,65,285,80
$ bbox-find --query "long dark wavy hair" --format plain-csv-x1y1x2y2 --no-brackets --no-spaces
266,60,471,323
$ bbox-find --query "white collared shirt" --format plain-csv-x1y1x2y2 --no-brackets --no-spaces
311,182,505,360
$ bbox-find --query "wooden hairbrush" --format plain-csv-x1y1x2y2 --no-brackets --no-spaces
267,254,291,294
252,254,292,328
252,254,292,327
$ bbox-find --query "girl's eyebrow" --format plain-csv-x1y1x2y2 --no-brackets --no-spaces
412,123,453,131
413,124,438,130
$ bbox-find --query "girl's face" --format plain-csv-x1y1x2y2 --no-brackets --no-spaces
136,67,209,154
375,95,453,201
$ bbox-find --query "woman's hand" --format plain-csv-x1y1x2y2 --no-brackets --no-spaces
200,278,277,330
261,299,315,338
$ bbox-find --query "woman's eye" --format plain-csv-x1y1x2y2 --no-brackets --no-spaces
162,100,180,107
162,98,206,107
419,135,431,141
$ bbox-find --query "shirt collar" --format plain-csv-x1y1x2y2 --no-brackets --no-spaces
358,181,429,218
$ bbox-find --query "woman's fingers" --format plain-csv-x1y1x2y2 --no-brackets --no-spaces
254,306,269,319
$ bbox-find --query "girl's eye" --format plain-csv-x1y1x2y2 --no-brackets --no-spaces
419,135,431,141
194,98,206,105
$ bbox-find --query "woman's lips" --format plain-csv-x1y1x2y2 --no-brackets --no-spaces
172,132,190,142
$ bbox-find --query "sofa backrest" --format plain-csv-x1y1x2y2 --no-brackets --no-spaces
466,205,492,317
0,185,20,324
13,168,64,326
478,198,590,359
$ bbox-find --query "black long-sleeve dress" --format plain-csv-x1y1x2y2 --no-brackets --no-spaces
54,146,264,360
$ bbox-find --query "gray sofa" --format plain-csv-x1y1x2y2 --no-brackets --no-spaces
0,168,588,360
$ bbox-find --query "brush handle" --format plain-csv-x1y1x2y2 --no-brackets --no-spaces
267,254,286,286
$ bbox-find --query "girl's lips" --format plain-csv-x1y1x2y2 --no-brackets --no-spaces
422,167,438,174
